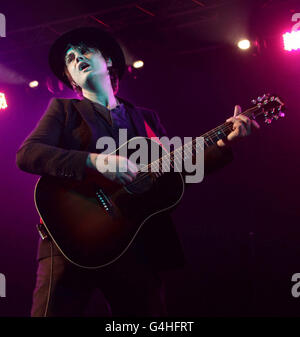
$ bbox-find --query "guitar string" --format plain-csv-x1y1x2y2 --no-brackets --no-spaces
137,105,260,173
124,106,259,186
124,104,279,188
124,106,263,187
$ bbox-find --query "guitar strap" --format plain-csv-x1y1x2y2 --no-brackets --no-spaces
144,121,160,143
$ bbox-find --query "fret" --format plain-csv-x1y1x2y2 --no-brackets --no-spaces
147,107,255,173
216,129,223,138
173,152,182,172
161,155,170,172
150,161,159,172
219,127,227,137
141,104,270,176
207,132,219,144
185,143,193,157
194,140,204,152
204,135,214,146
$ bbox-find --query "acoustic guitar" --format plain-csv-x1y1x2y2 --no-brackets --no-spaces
34,94,285,268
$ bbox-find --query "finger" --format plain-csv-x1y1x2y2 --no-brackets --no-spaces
235,122,248,137
235,116,251,134
118,176,127,185
127,160,139,174
229,122,245,139
226,105,242,122
251,120,260,129
227,129,239,141
118,174,133,185
126,167,137,179
233,105,242,117
235,114,249,124
122,172,134,182
226,117,235,123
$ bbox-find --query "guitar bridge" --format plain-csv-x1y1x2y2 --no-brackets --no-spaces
96,189,113,215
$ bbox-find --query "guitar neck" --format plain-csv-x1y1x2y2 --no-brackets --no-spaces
146,93,284,173
163,105,260,170
200,105,259,148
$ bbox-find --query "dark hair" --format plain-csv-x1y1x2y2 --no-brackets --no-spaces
63,41,119,97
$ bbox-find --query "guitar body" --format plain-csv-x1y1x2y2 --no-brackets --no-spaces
34,137,185,269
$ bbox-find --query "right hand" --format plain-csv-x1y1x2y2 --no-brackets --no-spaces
90,153,138,185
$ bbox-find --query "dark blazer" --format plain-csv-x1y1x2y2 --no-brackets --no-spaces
16,97,233,271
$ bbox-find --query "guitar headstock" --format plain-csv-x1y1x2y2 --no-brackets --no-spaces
251,94,285,124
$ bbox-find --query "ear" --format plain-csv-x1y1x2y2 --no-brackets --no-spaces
106,57,112,67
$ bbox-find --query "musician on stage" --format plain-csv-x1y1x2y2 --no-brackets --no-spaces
16,27,259,317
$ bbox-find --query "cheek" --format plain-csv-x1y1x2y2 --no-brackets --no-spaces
69,67,81,82
94,57,108,70
66,66,75,79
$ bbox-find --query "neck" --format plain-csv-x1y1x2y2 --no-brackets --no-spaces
147,105,259,173
82,76,117,109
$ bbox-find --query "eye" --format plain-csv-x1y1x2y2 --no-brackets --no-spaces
66,53,74,64
79,47,89,54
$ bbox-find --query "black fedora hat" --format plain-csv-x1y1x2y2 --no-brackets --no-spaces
48,26,126,89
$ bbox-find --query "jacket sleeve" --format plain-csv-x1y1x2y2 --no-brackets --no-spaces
16,98,90,181
148,109,233,176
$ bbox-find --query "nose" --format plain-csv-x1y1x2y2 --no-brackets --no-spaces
75,54,84,64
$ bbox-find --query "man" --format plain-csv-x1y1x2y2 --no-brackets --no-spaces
16,27,259,317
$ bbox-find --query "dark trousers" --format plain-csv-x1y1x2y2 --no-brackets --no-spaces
31,243,167,317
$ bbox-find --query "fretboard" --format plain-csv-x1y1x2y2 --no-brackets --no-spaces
147,105,260,173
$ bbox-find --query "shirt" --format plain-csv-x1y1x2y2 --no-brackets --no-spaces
87,98,137,148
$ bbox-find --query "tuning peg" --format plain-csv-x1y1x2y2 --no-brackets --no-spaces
251,99,257,105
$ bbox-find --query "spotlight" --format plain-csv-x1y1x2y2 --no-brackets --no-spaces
237,39,251,50
283,30,300,51
133,60,144,69
29,80,39,88
0,93,8,110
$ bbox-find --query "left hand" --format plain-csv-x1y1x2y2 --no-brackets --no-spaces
217,105,260,147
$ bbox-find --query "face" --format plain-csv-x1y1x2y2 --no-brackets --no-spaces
64,45,112,89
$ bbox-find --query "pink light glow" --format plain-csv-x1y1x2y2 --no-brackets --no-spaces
0,93,8,110
283,30,300,51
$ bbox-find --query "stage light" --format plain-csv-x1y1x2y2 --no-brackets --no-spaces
0,93,8,110
29,80,39,88
238,39,251,50
133,60,144,69
283,30,300,51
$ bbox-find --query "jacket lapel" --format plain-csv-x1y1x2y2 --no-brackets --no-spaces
116,96,148,138
72,98,100,151
72,97,149,152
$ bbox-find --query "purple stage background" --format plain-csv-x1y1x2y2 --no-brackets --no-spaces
0,0,300,316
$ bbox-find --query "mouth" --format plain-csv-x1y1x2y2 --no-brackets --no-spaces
78,62,90,71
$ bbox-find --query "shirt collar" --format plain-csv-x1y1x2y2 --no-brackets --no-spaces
83,96,123,112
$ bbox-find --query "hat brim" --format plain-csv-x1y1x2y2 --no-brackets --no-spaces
48,27,126,89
